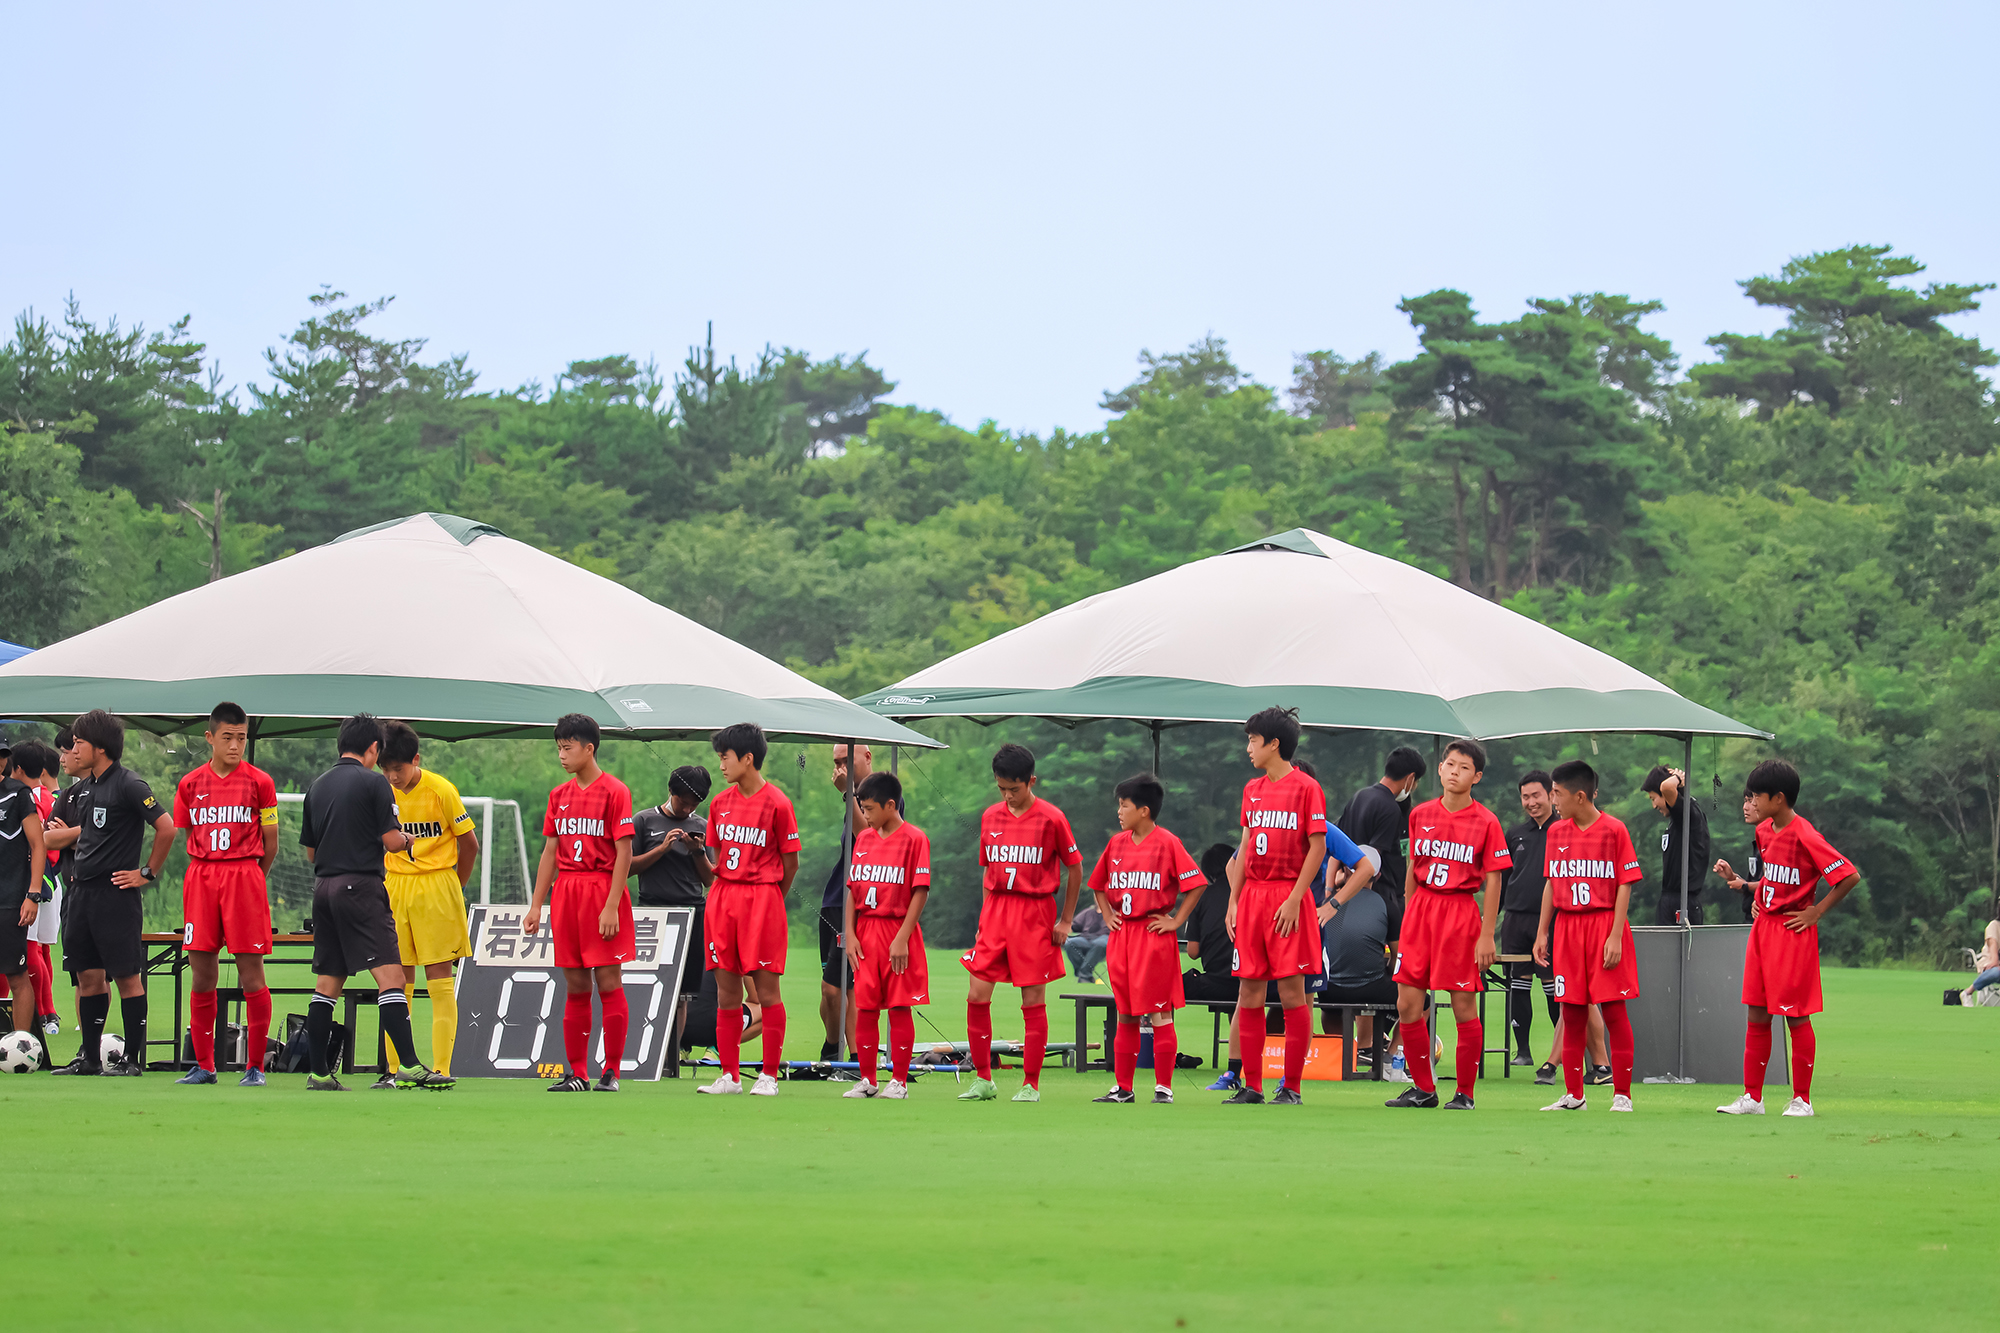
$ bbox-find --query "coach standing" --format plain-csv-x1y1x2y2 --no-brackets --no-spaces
1640,766,1710,925
298,715,447,1091
43,710,173,1076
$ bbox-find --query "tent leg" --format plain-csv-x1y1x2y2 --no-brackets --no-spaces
1151,722,1162,776
1680,734,1693,926
246,718,259,766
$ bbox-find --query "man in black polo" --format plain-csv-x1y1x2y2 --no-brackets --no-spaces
1500,770,1560,1071
0,740,48,1039
629,764,714,1059
1641,765,1711,925
298,715,447,1091
42,710,173,1076
815,743,874,1061
1335,746,1426,952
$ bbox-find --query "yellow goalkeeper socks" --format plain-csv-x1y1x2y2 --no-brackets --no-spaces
428,974,457,1077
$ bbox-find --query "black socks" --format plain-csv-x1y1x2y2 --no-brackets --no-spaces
307,994,335,1077
378,989,419,1070
80,992,110,1062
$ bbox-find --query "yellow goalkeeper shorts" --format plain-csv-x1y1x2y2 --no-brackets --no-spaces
386,867,471,967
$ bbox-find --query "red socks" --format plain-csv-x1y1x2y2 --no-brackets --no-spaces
26,942,52,1016
190,990,217,1071
1601,1000,1634,1097
1400,1019,1435,1095
967,1001,993,1079
717,1002,743,1079
600,988,629,1079
1282,1003,1311,1092
1153,1022,1177,1090
245,989,272,1073
857,1007,882,1084
1237,1005,1267,1091
1113,1022,1140,1092
1023,1004,1048,1087
887,1009,914,1083
1744,1019,1773,1099
761,1001,786,1081
564,992,592,1077
1455,1017,1482,1099
1788,1017,1815,1102
1561,1002,1588,1098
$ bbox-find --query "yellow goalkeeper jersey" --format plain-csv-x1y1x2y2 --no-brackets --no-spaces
389,768,475,877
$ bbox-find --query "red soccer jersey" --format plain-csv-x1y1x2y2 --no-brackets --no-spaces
1407,797,1512,893
847,820,931,918
706,780,801,886
173,761,279,862
1088,826,1205,917
1239,767,1327,883
544,772,635,873
979,797,1082,896
1544,812,1643,912
1753,814,1853,915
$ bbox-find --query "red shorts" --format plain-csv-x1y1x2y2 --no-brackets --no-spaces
705,879,788,975
961,892,1063,987
1231,880,1319,980
1391,887,1482,991
181,859,272,956
1551,910,1639,1004
551,872,636,969
1741,912,1822,1017
851,915,930,1010
1107,923,1185,1015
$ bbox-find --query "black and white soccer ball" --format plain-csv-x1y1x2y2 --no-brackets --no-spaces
99,1032,126,1064
0,1030,42,1073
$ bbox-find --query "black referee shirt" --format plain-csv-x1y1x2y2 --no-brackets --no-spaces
300,757,398,879
1337,783,1410,894
0,777,36,908
1656,795,1711,909
48,783,82,886
68,762,164,887
1502,815,1553,913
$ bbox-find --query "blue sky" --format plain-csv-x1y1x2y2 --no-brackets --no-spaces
5,1,1993,435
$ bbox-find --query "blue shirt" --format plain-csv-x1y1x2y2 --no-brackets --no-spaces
1316,818,1367,900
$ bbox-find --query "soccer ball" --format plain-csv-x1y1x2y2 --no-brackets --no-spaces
0,1031,42,1073
99,1032,126,1064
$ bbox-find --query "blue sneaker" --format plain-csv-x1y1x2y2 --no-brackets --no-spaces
174,1066,218,1085
1204,1069,1241,1093
238,1068,266,1087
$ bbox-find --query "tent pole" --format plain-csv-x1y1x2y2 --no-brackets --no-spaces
246,717,259,766
838,739,856,1066
1151,722,1161,776
1680,734,1693,926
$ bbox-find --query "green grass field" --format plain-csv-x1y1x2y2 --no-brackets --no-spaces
10,959,1995,1331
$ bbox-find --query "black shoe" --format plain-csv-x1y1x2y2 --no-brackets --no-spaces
1151,1087,1175,1104
593,1074,620,1092
819,1043,839,1062
1442,1092,1476,1110
369,1074,398,1090
1509,1053,1535,1067
1092,1087,1136,1103
1221,1086,1265,1104
404,1069,458,1091
1271,1085,1303,1105
1534,1062,1557,1086
547,1074,591,1092
52,1052,101,1076
1385,1086,1440,1108
1586,1064,1613,1086
101,1056,144,1077
305,1074,348,1092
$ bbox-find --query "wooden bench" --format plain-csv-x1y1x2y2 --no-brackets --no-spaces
1059,991,1398,1080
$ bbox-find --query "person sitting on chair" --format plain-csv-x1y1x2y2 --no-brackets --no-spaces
1062,902,1109,983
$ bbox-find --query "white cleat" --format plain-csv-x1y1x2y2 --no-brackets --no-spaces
841,1081,880,1099
695,1074,743,1096
1610,1094,1634,1113
1715,1092,1765,1115
881,1080,909,1100
1781,1096,1815,1117
749,1072,781,1096
1540,1093,1587,1111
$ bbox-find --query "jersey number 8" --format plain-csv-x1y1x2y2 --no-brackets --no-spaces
1119,891,1132,915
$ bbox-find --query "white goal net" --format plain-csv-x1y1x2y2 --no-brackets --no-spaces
267,794,534,930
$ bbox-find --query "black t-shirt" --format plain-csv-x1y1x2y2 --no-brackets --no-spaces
1338,783,1410,896
1185,878,1233,976
69,763,163,887
1321,888,1389,988
631,806,708,906
1502,816,1552,913
300,757,398,879
0,777,37,908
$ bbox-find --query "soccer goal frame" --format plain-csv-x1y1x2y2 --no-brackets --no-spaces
274,793,533,905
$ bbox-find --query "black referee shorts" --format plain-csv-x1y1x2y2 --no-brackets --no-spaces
64,880,145,978
310,874,400,978
1499,910,1552,981
819,913,848,989
0,913,27,976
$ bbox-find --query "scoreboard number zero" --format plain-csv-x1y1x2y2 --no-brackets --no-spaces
454,904,696,1081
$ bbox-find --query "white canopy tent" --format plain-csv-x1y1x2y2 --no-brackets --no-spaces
0,512,941,749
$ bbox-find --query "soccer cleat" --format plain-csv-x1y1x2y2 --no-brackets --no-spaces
101,1056,144,1077
369,1073,399,1090
1384,1087,1439,1108
51,1053,101,1076
749,1073,781,1096
1585,1064,1612,1086
1442,1092,1476,1110
1222,1086,1265,1105
1271,1085,1303,1106
1092,1087,1136,1103
1610,1094,1634,1112
1781,1096,1814,1117
696,1074,744,1095
1533,1062,1557,1086
404,1069,458,1092
1715,1092,1765,1115
592,1073,618,1093
546,1074,592,1092
394,1063,438,1089
305,1074,347,1091
1510,1053,1535,1067
842,1081,881,1099
174,1066,218,1085
881,1080,909,1100
1540,1093,1587,1110
956,1077,998,1101
238,1068,266,1088
1152,1085,1174,1104
1204,1070,1241,1092
1011,1084,1040,1103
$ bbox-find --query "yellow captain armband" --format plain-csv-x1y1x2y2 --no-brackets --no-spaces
260,806,280,827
